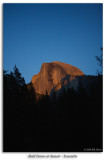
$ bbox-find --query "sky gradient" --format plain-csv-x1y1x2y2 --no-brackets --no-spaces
3,3,103,83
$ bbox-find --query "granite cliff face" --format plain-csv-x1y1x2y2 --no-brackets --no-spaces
31,61,84,95
50,75,99,97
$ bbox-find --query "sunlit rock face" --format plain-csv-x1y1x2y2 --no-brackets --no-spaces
31,61,84,95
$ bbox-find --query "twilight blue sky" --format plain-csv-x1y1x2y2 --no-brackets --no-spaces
3,3,103,83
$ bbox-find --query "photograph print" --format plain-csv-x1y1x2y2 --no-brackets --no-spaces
3,3,103,152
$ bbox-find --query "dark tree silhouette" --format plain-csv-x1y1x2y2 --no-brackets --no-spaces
3,66,103,152
95,47,103,76
3,66,32,151
13,65,25,86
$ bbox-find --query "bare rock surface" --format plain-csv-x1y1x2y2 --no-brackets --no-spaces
51,75,99,97
31,61,84,95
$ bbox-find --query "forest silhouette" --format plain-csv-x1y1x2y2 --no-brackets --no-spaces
3,65,103,152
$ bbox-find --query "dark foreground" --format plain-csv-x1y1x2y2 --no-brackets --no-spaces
3,67,103,152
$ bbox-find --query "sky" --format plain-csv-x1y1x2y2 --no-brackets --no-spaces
3,3,103,83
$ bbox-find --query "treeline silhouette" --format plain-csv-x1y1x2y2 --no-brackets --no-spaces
3,66,103,152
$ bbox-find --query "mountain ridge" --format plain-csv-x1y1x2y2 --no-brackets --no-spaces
30,61,84,95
